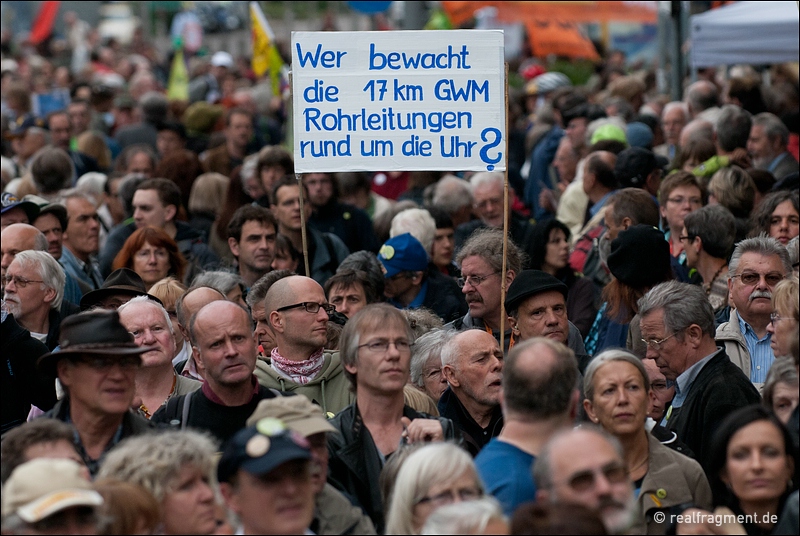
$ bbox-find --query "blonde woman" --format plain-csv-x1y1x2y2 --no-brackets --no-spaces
385,443,483,535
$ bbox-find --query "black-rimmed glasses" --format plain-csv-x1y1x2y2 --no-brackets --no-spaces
276,302,335,314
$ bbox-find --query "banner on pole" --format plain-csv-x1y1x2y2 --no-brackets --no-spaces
291,30,506,173
251,1,286,96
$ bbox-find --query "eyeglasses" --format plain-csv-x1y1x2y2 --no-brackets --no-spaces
358,339,412,353
677,235,695,242
641,332,677,350
416,487,483,507
770,313,790,324
71,355,141,370
561,462,629,492
457,272,499,288
731,272,784,287
3,275,45,288
276,302,335,314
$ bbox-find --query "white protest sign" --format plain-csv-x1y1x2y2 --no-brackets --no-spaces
291,30,506,173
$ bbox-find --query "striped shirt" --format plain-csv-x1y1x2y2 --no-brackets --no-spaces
738,315,774,384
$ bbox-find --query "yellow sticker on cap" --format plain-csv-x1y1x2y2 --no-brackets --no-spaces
246,435,270,458
256,417,286,437
379,244,395,260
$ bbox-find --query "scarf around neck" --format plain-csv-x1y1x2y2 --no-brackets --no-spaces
270,347,325,385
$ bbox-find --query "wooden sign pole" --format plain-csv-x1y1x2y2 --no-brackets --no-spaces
499,62,510,352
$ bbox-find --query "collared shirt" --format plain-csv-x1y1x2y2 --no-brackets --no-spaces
767,152,789,174
661,347,722,427
737,315,774,384
59,247,103,290
201,375,261,405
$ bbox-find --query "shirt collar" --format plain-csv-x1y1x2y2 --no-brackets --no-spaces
675,347,722,396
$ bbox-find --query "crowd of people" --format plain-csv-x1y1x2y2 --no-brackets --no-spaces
1,8,800,536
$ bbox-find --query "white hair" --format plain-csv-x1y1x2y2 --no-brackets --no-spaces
13,250,65,310
75,172,108,196
469,171,503,193
662,101,688,121
118,294,175,337
421,497,505,535
390,208,436,254
385,443,482,535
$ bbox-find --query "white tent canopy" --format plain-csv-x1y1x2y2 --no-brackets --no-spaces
690,1,799,68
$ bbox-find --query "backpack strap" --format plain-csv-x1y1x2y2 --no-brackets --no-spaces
180,390,193,431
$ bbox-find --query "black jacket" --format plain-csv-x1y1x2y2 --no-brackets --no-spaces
422,269,469,324
309,201,380,254
437,387,503,457
327,403,461,533
152,383,282,444
666,349,761,473
1,315,57,436
41,397,153,476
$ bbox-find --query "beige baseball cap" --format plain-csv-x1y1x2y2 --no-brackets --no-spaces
246,396,337,437
1,458,103,523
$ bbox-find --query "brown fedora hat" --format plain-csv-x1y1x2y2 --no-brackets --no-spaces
80,268,163,310
37,310,154,377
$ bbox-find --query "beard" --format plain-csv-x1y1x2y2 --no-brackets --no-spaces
599,493,638,535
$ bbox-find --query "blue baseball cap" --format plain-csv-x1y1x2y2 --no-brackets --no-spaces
377,233,429,278
217,418,312,483
1,192,40,222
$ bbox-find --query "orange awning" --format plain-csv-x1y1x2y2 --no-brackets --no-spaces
442,1,658,26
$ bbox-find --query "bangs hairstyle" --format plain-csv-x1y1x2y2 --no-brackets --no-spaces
147,276,188,314
772,275,799,322
97,430,219,502
385,443,482,535
112,226,186,283
339,303,413,391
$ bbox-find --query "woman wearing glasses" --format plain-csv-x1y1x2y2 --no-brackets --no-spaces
766,276,799,361
583,349,712,534
385,443,485,535
112,226,186,290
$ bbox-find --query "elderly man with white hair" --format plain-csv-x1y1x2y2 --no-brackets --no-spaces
117,296,200,420
655,101,688,161
454,171,534,251
3,250,66,350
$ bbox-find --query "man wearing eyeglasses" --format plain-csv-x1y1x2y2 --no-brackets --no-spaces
254,275,354,416
37,310,154,477
534,427,636,534
717,236,792,387
446,228,524,352
152,300,284,442
328,303,459,533
3,251,66,351
639,281,759,472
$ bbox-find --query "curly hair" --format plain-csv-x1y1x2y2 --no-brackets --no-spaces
97,430,219,502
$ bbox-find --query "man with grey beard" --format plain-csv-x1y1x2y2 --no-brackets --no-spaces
534,427,637,534
716,236,792,388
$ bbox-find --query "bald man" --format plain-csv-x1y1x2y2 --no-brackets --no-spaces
2,224,48,290
438,330,504,456
174,285,226,380
151,300,283,442
254,275,354,416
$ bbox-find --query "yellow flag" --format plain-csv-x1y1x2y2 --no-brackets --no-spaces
250,1,284,95
167,47,189,101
